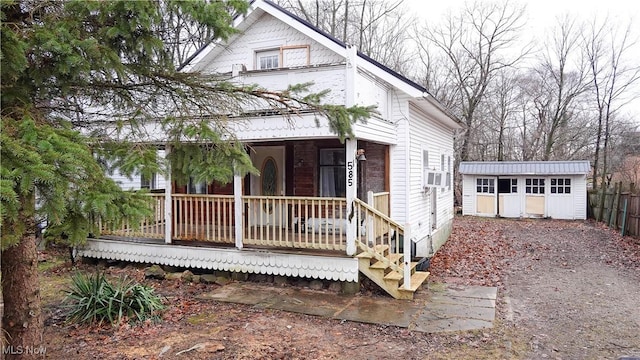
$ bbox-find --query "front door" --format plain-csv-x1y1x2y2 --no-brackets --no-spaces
249,146,286,227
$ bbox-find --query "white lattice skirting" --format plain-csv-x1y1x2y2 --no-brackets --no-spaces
78,239,359,282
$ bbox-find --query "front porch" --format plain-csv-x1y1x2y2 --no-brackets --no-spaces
82,192,429,299
86,138,430,299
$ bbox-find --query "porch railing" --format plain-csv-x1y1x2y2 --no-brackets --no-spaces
370,191,390,216
101,194,165,239
172,194,235,243
98,194,403,258
243,195,348,251
354,198,405,272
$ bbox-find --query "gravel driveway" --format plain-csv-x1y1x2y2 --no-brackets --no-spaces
431,217,640,359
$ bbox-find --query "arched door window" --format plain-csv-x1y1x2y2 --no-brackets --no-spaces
261,157,278,196
261,157,278,214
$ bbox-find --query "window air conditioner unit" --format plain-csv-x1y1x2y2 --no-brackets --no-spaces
423,170,447,188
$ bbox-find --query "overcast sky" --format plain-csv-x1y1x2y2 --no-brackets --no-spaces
406,0,640,123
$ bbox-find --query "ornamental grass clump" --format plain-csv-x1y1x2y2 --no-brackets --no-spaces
64,272,164,325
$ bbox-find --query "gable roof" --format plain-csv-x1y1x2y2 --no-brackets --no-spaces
180,0,462,129
459,161,591,176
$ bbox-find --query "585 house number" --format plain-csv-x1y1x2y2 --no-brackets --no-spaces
347,161,354,187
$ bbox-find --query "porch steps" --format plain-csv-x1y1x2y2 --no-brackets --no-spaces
356,245,429,300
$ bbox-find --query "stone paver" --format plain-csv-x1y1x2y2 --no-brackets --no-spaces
334,297,422,327
197,282,498,333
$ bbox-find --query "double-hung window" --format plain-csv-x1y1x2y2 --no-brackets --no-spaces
140,173,156,190
319,149,345,197
188,177,208,194
256,49,280,70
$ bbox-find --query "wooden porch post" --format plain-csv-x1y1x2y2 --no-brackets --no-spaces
345,44,358,256
164,144,172,244
403,223,412,290
345,138,357,256
234,170,244,249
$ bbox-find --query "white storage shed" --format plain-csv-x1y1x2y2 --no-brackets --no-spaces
459,161,590,220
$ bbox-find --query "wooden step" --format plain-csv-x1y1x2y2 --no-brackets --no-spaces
369,253,402,270
355,244,389,259
398,271,430,293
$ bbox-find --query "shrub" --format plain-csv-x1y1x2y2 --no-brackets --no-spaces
64,272,164,325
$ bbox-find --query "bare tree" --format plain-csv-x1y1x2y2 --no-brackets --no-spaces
530,15,591,161
414,0,529,161
277,0,413,73
584,16,640,191
485,68,522,160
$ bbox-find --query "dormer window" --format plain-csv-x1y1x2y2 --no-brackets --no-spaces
256,49,280,70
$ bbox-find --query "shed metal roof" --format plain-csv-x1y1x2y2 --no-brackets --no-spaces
459,161,591,175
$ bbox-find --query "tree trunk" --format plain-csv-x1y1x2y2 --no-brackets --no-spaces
1,209,44,359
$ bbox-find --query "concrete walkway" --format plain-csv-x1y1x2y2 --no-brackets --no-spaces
197,282,497,333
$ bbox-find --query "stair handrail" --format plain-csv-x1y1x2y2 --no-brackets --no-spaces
353,198,405,272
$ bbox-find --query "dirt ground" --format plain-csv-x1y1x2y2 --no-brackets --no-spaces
37,217,640,359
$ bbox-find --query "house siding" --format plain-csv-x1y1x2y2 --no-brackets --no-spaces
462,175,476,216
110,149,167,191
201,13,344,74
388,92,411,223
408,103,455,256
238,66,346,106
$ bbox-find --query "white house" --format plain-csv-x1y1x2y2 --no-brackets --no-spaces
109,149,168,191
81,0,462,299
459,161,590,220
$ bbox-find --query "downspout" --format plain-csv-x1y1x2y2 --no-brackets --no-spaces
496,175,500,217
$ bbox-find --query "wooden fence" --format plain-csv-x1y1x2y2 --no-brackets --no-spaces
588,184,640,238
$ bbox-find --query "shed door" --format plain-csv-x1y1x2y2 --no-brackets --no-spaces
524,178,546,217
547,177,574,219
498,178,520,217
475,177,496,215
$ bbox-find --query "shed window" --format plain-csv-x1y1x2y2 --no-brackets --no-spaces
550,178,571,194
525,178,545,194
476,178,495,194
498,178,517,193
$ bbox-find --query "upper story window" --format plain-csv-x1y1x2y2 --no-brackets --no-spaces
256,49,280,70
